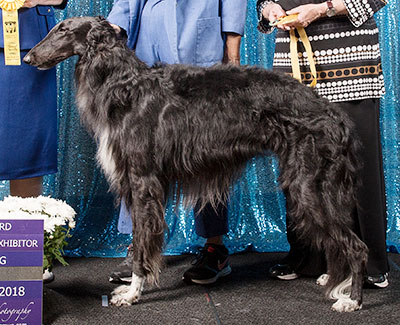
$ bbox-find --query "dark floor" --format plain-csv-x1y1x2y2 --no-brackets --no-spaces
43,252,400,325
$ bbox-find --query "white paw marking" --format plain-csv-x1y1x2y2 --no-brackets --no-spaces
331,297,361,312
316,274,329,286
110,274,145,306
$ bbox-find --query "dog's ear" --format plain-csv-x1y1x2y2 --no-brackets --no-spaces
86,18,118,50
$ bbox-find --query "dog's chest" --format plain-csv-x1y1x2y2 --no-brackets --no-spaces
96,129,116,180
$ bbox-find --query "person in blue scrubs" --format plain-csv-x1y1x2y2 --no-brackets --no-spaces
107,0,247,285
0,0,67,282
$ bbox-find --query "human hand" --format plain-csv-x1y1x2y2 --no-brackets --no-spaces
223,53,240,65
284,3,326,28
262,2,288,31
110,23,121,34
22,0,39,8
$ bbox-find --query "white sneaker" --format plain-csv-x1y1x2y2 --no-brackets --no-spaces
364,273,389,288
43,269,55,283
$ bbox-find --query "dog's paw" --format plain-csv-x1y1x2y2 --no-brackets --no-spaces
110,285,140,306
316,274,329,286
331,298,362,312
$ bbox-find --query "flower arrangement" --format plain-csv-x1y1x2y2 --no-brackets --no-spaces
0,195,76,271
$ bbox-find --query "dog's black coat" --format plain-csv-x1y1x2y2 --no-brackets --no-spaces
25,17,368,310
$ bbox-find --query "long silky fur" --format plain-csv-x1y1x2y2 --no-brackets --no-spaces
26,16,368,305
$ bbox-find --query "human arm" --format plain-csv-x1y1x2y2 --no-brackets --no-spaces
285,0,386,29
221,0,247,36
340,0,387,27
107,0,146,49
223,32,241,65
256,0,287,33
22,0,66,7
282,0,347,28
221,0,247,65
107,0,131,35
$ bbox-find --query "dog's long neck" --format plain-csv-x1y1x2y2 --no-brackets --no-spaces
74,41,149,136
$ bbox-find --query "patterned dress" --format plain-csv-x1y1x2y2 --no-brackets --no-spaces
257,0,386,102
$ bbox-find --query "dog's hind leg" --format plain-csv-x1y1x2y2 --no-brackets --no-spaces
323,229,368,312
110,175,166,306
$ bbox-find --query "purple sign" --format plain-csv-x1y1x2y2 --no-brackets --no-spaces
0,252,43,267
0,281,42,325
0,220,44,235
0,234,43,253
0,219,43,325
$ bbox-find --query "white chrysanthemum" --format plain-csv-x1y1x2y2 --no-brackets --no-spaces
68,220,76,229
3,210,36,219
20,197,43,213
0,195,76,232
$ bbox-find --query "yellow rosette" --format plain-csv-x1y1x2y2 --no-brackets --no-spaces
1,0,25,65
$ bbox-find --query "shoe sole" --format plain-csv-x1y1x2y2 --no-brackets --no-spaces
371,279,389,288
185,266,232,285
109,276,132,283
43,274,55,284
276,273,299,280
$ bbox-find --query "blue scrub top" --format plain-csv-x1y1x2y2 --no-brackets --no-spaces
108,0,247,66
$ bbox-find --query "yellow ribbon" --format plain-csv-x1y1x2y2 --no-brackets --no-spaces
0,0,24,66
272,14,317,88
0,0,24,11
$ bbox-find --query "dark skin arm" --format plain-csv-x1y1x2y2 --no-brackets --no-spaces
223,32,242,65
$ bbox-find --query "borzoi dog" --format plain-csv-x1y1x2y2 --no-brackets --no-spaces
24,16,367,312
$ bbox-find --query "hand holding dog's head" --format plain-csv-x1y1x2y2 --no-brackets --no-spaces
24,16,119,69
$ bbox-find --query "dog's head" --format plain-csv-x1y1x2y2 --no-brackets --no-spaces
24,16,120,70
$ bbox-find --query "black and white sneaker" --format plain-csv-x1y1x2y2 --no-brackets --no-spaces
364,273,389,288
268,263,299,280
109,244,134,283
182,244,232,285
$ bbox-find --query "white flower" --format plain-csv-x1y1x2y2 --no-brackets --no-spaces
0,195,76,233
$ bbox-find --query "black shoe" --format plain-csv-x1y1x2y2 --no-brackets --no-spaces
182,244,232,285
364,273,389,288
269,263,299,280
109,244,134,283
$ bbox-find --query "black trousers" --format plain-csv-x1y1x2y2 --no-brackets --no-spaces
194,202,228,238
285,98,389,276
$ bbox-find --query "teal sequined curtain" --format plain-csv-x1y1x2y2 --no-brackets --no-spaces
0,0,399,256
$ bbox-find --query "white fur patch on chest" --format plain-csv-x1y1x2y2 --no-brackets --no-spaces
96,128,116,180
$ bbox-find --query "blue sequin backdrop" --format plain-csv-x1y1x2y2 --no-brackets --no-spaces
0,0,399,257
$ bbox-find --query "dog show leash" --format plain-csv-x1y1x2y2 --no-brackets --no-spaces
270,14,317,88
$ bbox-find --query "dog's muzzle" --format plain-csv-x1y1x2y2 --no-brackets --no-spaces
22,54,32,65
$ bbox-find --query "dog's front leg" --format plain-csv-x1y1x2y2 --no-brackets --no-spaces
110,273,145,306
110,175,166,306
